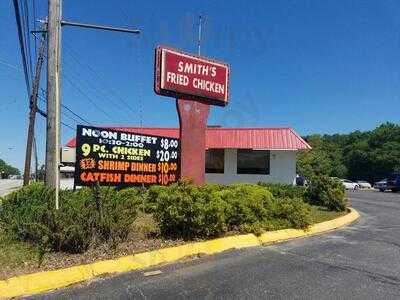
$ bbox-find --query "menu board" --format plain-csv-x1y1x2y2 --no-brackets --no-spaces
74,125,180,187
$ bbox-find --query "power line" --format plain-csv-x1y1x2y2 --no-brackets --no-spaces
63,74,116,122
40,53,94,126
63,38,139,118
62,110,80,123
36,104,75,131
21,0,34,81
0,59,22,72
115,5,144,126
61,122,75,131
12,0,31,95
61,102,92,125
61,55,131,121
38,92,92,126
32,0,38,60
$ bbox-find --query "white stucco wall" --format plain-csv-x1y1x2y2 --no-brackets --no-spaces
205,149,297,185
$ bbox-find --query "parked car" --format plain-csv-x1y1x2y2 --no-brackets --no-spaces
340,179,360,190
356,180,372,189
386,173,400,193
296,174,308,187
374,179,387,192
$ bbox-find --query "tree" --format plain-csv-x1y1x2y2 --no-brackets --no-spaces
297,122,400,183
0,159,20,178
297,134,347,179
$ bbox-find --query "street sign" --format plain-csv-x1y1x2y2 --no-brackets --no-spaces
74,125,180,187
154,46,230,106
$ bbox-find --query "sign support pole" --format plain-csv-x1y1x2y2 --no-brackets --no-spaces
155,18,229,186
176,15,210,185
176,99,209,185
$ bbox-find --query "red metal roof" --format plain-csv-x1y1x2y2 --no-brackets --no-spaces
65,127,311,150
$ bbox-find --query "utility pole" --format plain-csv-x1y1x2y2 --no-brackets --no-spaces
23,27,47,186
43,0,140,209
33,136,39,180
46,0,62,209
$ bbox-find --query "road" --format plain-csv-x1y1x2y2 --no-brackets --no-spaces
0,179,75,198
31,191,400,299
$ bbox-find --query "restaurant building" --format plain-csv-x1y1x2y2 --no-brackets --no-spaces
62,127,311,185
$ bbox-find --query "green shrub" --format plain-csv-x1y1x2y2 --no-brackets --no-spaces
272,197,312,229
305,176,347,211
99,187,140,246
145,185,166,214
152,181,227,238
0,183,55,245
257,182,306,199
132,213,160,238
0,181,317,255
216,184,272,230
55,188,97,253
0,183,141,254
151,182,312,237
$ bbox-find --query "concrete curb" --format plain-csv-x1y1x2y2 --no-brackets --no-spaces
0,208,359,298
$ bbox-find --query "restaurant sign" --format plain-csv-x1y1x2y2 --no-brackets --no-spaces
74,125,180,186
154,46,230,106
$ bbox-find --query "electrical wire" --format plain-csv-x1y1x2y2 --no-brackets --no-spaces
62,40,139,119
40,53,95,126
36,96,77,131
32,0,38,60
61,120,75,130
114,4,144,127
21,0,34,82
61,56,132,121
61,103,93,126
63,73,117,122
12,0,31,95
0,59,23,73
38,92,92,126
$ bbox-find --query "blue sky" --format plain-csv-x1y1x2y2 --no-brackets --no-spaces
1,0,400,170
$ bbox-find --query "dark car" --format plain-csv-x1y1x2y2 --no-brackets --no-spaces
374,179,387,192
386,173,400,192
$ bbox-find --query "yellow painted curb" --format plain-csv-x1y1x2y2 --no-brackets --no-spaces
0,208,359,298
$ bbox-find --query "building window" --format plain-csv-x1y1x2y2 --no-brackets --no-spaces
205,149,224,173
237,149,270,175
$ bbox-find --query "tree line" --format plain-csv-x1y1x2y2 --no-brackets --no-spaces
0,159,20,178
297,122,400,184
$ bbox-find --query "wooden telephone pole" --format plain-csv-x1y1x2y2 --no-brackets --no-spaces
44,0,139,209
45,0,62,209
23,28,47,186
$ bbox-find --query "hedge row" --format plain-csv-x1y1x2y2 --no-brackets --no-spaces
258,176,347,212
149,182,312,238
0,178,346,256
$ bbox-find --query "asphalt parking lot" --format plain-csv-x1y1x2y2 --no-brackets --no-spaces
30,190,400,299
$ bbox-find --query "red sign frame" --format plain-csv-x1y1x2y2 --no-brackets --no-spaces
154,46,230,106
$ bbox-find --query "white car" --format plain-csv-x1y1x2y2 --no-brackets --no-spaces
356,180,372,189
340,179,360,190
